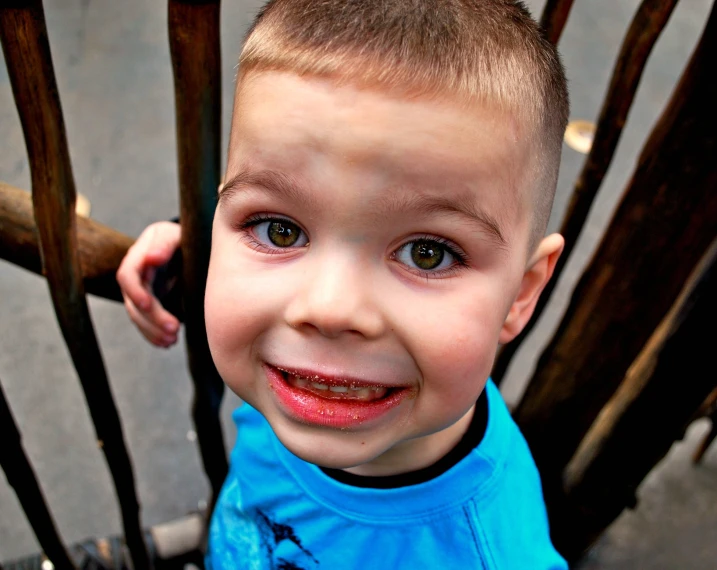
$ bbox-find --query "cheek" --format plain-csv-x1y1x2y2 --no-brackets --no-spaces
205,242,285,378
396,288,507,415
420,322,496,398
408,291,505,364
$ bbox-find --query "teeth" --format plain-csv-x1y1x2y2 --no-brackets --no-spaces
355,388,372,399
283,371,390,401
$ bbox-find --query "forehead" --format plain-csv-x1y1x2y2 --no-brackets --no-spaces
228,71,535,243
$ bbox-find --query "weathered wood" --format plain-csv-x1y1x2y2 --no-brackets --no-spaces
514,0,717,531
493,0,680,385
539,0,575,45
555,240,717,559
691,386,717,422
0,4,150,569
0,380,78,570
692,417,717,464
692,387,717,464
0,182,132,302
168,0,228,515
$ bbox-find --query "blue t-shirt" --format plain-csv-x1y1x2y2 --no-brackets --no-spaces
206,381,567,569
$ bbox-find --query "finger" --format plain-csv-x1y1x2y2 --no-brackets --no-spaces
141,293,181,336
143,222,182,265
117,228,157,311
124,295,167,345
124,295,178,347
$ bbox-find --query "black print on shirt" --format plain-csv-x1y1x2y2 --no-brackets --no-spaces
254,509,319,569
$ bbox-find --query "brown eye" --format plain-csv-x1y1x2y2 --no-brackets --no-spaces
394,238,460,274
410,240,445,270
267,220,302,247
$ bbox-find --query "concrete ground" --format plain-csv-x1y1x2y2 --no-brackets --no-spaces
0,0,715,567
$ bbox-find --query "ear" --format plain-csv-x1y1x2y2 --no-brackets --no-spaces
499,233,564,344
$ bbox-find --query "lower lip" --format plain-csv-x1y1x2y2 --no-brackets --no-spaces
264,364,409,429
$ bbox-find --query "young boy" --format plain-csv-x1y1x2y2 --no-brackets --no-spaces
118,1,568,567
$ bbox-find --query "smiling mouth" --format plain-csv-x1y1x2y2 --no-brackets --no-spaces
265,364,409,428
276,367,392,402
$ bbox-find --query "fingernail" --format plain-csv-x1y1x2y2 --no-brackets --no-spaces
163,335,176,345
163,322,177,333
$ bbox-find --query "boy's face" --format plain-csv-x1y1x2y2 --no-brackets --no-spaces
206,71,552,474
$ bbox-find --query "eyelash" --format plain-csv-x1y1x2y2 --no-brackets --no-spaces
393,235,470,279
234,214,305,254
234,215,470,278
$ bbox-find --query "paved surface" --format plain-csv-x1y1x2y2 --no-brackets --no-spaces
0,0,715,567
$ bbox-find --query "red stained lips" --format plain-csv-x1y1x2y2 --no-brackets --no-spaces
264,364,410,428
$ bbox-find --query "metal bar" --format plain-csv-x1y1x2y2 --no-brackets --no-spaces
168,0,229,515
492,0,681,385
0,3,150,568
0,381,78,570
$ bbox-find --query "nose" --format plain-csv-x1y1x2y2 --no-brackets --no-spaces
284,251,385,339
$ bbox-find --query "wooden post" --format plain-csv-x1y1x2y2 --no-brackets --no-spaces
0,381,78,570
539,0,575,45
168,0,229,515
692,418,717,464
0,182,133,303
513,0,717,536
557,240,717,559
493,0,681,385
691,388,717,464
0,3,150,569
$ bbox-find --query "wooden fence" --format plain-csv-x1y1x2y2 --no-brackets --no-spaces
0,0,715,568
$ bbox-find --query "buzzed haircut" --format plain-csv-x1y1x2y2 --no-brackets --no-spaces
239,0,569,249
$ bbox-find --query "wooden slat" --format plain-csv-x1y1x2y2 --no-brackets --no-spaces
0,380,78,570
692,415,717,464
0,182,132,303
168,0,229,514
691,387,717,464
513,0,717,530
493,0,681,385
0,3,149,569
539,0,576,45
557,239,717,559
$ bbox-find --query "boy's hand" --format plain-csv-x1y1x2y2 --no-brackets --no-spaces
117,222,182,347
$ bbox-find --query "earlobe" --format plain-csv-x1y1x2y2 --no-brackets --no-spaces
499,233,564,344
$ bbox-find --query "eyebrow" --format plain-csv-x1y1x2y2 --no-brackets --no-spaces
218,169,317,209
377,191,508,248
219,168,507,247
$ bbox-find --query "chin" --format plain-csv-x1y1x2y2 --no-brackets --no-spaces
270,417,389,470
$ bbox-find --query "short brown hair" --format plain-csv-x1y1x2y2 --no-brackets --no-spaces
240,0,569,247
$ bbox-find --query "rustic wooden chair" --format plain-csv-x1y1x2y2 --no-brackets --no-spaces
1,1,223,568
0,0,715,568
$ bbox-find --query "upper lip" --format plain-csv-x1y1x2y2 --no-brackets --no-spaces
270,363,403,389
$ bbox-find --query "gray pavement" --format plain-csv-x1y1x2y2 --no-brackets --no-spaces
0,0,715,567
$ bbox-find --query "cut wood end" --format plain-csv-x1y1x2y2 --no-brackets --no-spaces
76,193,91,217
564,120,596,154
